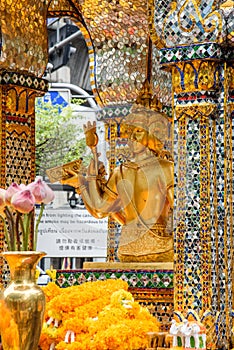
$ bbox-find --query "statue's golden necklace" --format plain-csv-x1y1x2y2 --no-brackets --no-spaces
123,155,159,170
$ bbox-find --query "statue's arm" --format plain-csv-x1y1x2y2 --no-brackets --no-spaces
61,121,126,224
80,165,121,217
80,121,119,216
79,181,125,224
164,161,174,208
167,162,174,209
59,164,120,219
76,160,125,225
167,184,174,208
76,176,106,219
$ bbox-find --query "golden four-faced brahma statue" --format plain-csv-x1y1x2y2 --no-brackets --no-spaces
62,106,174,262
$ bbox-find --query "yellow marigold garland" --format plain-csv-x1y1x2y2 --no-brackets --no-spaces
39,279,159,350
43,282,62,303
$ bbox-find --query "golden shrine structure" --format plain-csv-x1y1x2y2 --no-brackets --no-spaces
0,0,233,349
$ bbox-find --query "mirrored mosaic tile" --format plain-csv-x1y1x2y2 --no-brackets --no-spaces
154,0,223,47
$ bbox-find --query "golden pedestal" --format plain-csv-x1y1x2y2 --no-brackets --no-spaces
83,262,173,270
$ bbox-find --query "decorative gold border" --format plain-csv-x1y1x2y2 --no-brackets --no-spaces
223,62,232,335
212,118,220,309
0,88,5,286
0,88,5,188
174,112,186,312
230,103,234,310
107,121,117,261
199,116,211,312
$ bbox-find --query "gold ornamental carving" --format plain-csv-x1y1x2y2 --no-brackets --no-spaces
173,61,219,94
175,105,217,121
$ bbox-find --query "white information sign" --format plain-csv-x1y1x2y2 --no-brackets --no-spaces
36,208,108,257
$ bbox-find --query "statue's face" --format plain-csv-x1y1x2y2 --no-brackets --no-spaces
129,126,148,154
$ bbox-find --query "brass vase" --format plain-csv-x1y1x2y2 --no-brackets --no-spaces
0,251,46,350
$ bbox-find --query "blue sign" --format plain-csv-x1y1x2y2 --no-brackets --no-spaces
43,91,69,107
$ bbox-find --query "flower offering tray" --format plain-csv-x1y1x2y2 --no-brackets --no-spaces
56,262,174,331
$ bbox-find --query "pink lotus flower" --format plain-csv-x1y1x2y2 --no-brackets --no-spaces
27,178,54,204
5,183,22,205
0,180,54,251
27,178,47,204
11,189,36,214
